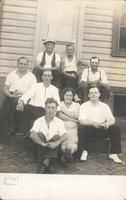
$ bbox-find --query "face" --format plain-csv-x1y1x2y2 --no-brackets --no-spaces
45,42,55,53
64,91,73,104
88,87,100,102
66,46,74,56
90,58,99,72
45,103,57,118
18,58,28,72
42,71,53,84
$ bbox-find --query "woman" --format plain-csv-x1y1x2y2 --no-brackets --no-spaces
58,88,80,162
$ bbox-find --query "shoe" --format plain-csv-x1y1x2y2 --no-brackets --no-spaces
38,158,50,174
109,154,122,164
80,150,88,161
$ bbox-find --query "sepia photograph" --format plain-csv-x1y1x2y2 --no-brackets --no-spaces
0,0,126,199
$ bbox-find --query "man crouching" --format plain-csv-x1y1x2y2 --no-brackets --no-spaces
30,98,67,173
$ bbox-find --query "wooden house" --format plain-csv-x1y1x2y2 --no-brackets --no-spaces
0,0,126,119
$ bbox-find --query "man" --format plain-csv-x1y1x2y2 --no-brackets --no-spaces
30,98,67,174
33,39,61,88
61,44,78,90
79,56,111,102
78,86,122,163
0,56,36,138
16,70,61,136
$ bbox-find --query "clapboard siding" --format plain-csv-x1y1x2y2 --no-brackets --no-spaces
2,12,36,21
2,19,36,28
0,32,35,41
81,1,126,88
0,0,37,77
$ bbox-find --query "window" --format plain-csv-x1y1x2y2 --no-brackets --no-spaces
112,3,126,57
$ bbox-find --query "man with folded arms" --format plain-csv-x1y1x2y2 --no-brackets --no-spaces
30,98,67,173
78,85,122,163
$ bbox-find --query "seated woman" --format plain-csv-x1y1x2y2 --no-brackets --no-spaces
58,88,80,163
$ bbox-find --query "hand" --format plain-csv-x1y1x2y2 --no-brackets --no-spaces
47,141,59,149
93,121,102,128
102,122,109,129
16,100,24,111
14,89,24,97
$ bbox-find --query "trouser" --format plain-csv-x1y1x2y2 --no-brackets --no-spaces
61,72,78,93
19,104,45,135
78,125,121,154
35,134,61,163
78,82,111,103
0,96,21,136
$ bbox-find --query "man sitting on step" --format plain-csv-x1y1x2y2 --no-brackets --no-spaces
78,85,122,163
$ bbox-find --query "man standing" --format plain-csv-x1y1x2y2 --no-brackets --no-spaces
16,70,61,136
30,98,67,174
0,56,36,138
33,39,61,88
78,86,122,163
79,56,111,102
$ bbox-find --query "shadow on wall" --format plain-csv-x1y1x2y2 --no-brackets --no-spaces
0,77,6,108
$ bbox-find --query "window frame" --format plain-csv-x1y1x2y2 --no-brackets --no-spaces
112,3,126,57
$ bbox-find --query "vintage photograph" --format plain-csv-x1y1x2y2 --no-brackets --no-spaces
0,0,126,199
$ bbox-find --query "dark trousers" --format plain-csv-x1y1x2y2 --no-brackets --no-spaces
61,72,78,93
78,125,121,154
19,104,45,134
35,134,60,163
0,97,20,136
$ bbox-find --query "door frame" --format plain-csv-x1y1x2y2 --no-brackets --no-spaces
33,0,85,64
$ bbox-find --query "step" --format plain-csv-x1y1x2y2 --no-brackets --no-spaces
116,117,126,139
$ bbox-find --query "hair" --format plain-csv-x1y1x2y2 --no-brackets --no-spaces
41,69,53,76
17,56,29,64
66,43,75,51
45,98,58,107
87,84,101,94
90,56,100,63
61,87,75,101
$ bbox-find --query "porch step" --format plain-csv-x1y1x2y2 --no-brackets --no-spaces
116,117,126,139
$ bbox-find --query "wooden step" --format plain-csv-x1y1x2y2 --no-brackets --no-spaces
116,117,126,139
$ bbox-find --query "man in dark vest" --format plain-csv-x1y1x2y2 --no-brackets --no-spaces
33,39,61,88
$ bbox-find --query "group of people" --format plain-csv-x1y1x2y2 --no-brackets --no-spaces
0,39,122,174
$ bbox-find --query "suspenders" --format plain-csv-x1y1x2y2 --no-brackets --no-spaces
87,68,101,82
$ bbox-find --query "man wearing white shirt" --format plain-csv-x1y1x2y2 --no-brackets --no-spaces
79,56,111,102
17,70,61,136
33,39,61,88
0,56,36,138
30,98,67,173
78,86,122,163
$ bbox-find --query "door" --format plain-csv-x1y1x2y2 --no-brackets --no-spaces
34,0,81,61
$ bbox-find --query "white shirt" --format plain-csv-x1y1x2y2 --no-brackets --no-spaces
19,82,60,108
30,116,66,141
5,70,37,93
81,67,108,84
36,52,61,68
63,56,77,72
79,101,115,125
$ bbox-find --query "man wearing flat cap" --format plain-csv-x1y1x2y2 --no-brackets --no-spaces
33,39,61,88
